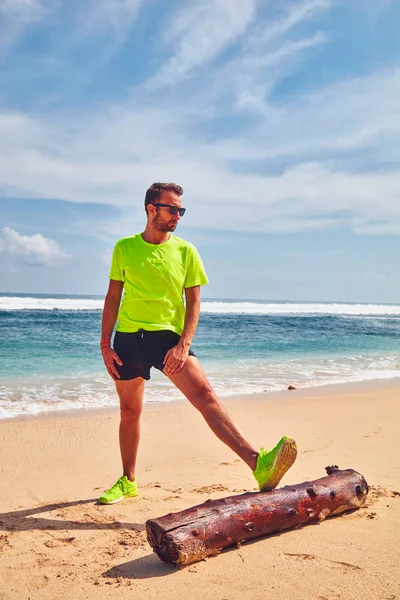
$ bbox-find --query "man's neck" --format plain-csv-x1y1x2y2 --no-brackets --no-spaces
141,225,171,245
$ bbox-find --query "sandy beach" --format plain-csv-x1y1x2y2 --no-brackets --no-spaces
0,381,399,600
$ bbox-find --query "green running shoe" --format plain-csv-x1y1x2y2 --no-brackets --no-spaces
99,476,138,505
253,436,297,491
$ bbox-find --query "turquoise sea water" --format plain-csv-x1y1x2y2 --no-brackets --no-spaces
1,293,400,419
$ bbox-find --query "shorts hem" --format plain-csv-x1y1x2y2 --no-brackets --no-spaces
117,373,151,381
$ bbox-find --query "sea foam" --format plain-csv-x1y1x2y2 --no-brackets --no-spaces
1,296,400,316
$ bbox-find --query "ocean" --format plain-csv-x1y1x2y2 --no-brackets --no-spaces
1,293,399,419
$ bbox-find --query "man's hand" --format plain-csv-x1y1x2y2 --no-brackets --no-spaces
163,342,190,376
101,346,123,380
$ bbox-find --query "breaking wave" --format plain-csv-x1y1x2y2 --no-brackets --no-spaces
1,296,400,316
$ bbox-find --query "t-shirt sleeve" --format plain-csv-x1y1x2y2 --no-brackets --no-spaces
109,242,125,282
184,244,209,288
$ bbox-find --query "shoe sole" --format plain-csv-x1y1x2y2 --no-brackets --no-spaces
259,438,297,491
99,492,138,505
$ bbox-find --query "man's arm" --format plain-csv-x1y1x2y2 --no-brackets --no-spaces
101,279,124,380
163,285,201,376
101,279,124,341
181,285,201,347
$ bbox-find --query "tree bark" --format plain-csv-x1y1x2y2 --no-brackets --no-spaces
146,466,368,566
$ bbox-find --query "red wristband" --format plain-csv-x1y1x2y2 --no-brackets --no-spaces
100,339,110,344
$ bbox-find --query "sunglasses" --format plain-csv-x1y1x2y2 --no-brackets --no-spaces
151,203,186,217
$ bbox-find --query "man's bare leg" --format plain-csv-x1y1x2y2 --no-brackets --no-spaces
115,377,146,481
167,356,258,471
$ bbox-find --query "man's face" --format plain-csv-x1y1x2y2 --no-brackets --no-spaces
151,191,182,232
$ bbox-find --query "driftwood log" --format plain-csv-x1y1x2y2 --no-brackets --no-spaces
146,466,368,566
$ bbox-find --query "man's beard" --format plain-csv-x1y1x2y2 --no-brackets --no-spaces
154,215,177,232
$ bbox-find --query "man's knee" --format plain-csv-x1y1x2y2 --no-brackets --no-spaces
120,402,142,422
189,384,219,413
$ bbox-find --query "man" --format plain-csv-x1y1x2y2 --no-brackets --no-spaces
99,182,297,504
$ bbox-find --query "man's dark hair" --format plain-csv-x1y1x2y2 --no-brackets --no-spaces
144,182,183,213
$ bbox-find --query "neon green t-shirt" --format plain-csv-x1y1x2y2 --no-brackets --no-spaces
109,233,209,334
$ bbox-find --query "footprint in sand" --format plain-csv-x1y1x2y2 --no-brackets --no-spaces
282,552,362,572
365,485,400,507
301,443,331,454
44,536,77,548
192,484,229,494
164,487,183,494
141,481,162,488
117,530,147,550
27,573,51,590
0,534,11,552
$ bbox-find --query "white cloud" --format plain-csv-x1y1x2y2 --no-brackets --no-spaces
1,62,400,234
227,32,327,115
210,68,400,164
1,108,399,235
0,1,399,236
81,0,142,36
0,227,68,266
258,0,332,43
0,0,46,21
354,224,400,235
0,0,51,57
185,0,332,119
149,0,256,86
358,271,395,281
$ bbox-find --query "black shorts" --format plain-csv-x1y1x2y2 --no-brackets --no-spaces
113,329,196,381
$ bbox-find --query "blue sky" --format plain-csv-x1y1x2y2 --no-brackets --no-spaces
0,0,399,301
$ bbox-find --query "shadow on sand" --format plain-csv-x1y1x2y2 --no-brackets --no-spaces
0,499,145,533
104,554,177,580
